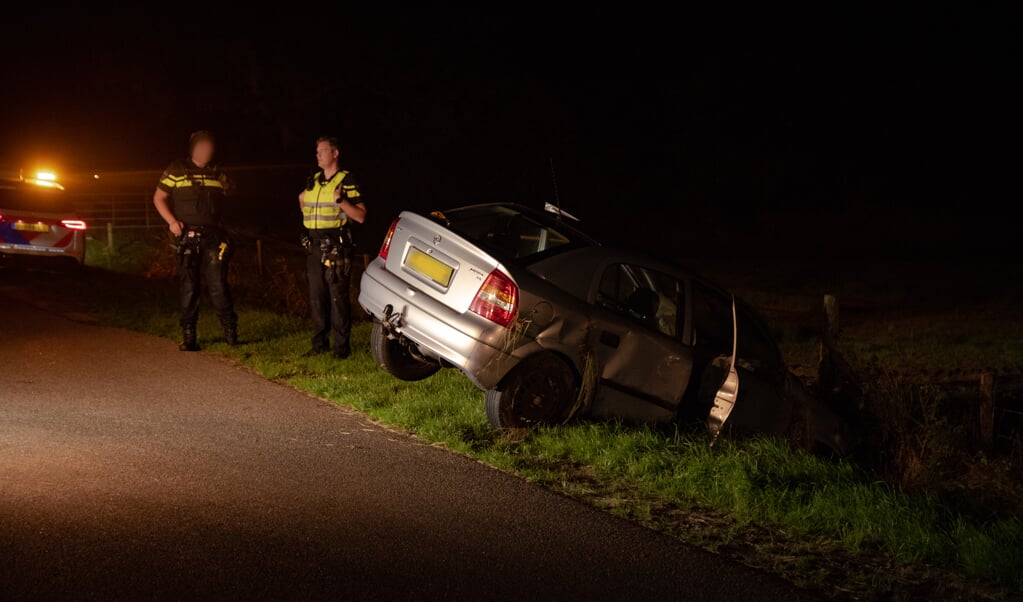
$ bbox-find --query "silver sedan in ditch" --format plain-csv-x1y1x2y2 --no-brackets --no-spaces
358,203,848,455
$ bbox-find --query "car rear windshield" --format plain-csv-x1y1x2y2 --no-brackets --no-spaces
0,185,75,213
442,204,591,263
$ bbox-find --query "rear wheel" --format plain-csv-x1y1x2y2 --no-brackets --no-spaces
485,353,578,430
370,321,440,382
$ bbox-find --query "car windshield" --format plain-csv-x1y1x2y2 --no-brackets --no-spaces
0,184,74,213
442,204,588,262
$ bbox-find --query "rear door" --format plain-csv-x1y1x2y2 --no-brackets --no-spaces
586,262,692,423
690,282,793,437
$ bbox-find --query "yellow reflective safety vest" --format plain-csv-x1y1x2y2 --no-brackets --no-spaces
302,170,358,230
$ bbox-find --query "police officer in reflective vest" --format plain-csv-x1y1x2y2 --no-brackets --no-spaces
153,130,239,351
299,136,366,358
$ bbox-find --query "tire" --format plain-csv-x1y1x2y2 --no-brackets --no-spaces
370,321,440,382
485,353,578,430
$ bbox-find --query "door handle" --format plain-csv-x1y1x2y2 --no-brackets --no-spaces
599,331,620,348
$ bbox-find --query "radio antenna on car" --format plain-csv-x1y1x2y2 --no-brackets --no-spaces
544,157,580,221
549,156,561,212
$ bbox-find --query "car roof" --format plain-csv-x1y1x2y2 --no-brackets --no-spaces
573,244,725,289
436,202,756,312
559,244,763,310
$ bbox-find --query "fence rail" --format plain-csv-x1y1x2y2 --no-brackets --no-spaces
70,193,160,230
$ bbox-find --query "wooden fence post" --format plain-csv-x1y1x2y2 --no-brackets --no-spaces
823,294,840,343
979,371,996,450
817,294,840,392
106,222,115,256
256,239,264,277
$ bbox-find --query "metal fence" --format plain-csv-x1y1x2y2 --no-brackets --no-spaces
71,193,161,229
69,193,164,253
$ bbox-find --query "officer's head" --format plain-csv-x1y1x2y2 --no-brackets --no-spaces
315,136,340,171
189,130,215,167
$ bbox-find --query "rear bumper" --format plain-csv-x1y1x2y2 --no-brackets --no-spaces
0,240,85,264
358,257,504,389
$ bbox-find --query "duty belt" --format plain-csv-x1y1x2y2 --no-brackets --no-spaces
309,228,351,248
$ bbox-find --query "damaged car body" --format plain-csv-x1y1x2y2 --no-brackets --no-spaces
358,202,849,456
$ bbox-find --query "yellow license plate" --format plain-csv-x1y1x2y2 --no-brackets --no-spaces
13,222,50,232
404,247,454,286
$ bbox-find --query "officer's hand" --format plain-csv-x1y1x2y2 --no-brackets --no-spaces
169,221,184,237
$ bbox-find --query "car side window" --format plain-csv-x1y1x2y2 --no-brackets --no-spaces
596,263,682,338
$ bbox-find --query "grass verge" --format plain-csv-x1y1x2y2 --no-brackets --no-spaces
12,255,1022,600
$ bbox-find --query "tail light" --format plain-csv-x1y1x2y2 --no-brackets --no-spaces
61,219,87,230
469,269,518,327
379,217,400,259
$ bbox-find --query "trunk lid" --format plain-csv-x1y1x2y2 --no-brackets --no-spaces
381,211,507,314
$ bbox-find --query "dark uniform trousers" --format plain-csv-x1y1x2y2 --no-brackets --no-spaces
306,234,351,354
179,226,237,330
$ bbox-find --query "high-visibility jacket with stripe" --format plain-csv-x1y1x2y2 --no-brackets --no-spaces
157,159,230,226
302,169,362,231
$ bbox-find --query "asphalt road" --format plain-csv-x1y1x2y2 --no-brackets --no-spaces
0,284,821,601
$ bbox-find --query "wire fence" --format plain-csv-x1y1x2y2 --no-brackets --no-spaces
72,193,161,229
69,193,163,253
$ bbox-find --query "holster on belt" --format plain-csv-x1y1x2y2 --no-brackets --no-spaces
317,231,352,282
176,229,203,269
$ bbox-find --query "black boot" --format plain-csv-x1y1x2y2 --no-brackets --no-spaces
179,326,199,351
224,323,238,347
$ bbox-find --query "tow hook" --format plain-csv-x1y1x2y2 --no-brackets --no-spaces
381,304,403,339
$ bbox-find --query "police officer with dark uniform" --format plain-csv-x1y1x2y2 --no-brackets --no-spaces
153,130,238,351
298,136,366,358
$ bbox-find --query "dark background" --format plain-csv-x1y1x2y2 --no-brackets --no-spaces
1,5,1019,261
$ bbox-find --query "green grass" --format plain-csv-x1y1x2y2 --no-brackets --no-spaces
722,260,1023,379
74,300,1023,595
38,247,1023,598
85,232,171,275
841,312,1023,376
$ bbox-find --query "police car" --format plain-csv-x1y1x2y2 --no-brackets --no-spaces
0,169,87,266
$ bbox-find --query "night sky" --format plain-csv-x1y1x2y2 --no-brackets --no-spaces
1,5,1019,258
